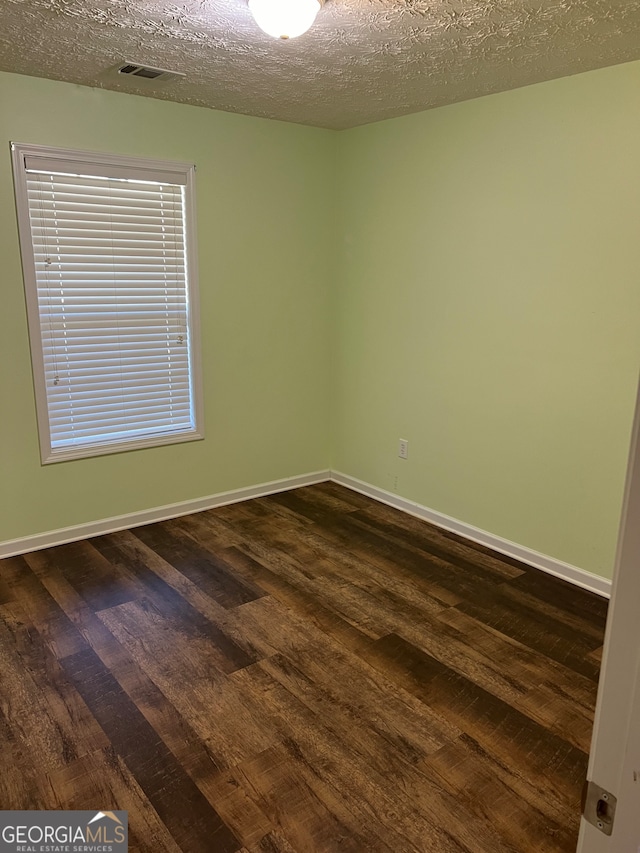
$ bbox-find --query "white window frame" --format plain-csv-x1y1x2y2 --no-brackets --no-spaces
11,142,204,464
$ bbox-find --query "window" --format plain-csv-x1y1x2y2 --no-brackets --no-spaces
12,143,204,463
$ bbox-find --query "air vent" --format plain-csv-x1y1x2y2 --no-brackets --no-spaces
116,63,184,82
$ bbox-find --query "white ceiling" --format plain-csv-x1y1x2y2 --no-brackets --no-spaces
2,0,640,130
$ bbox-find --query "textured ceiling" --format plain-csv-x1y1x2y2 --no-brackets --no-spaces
2,0,640,129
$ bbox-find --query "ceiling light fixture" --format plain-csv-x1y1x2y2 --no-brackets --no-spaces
248,0,322,39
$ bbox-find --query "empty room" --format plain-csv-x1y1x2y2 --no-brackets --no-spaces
1,2,640,851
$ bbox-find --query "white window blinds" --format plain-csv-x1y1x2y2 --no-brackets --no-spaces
13,145,203,463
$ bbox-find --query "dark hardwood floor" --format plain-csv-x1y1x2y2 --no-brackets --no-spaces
0,482,608,852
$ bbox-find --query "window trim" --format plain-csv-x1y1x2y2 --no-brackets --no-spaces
11,142,205,464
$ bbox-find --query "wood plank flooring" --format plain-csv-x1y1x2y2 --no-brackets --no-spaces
0,482,608,852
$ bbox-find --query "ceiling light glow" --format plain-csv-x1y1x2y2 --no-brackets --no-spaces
248,0,322,39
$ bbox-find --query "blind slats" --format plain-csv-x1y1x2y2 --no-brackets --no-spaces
26,182,185,200
35,251,186,261
49,404,192,425
24,164,196,452
51,422,192,446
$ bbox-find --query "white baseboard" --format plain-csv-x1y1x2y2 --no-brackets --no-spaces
1,466,612,599
0,470,331,559
331,471,612,599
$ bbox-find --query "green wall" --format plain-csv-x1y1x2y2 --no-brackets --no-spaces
0,72,336,542
3,61,640,579
334,61,640,579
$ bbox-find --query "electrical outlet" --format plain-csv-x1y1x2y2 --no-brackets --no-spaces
398,439,408,460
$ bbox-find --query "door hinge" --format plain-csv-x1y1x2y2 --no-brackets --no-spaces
582,779,617,836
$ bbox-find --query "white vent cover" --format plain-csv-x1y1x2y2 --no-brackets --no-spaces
116,63,184,82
